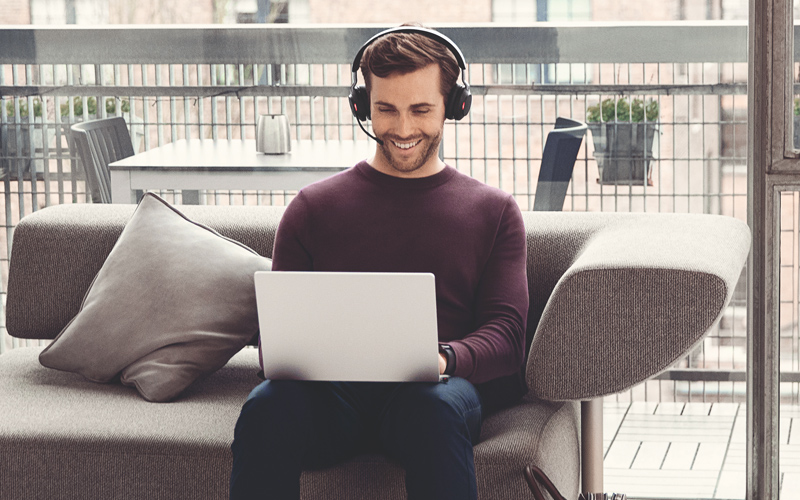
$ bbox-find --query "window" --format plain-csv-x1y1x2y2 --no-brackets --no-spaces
231,0,291,24
492,0,592,84
30,0,108,24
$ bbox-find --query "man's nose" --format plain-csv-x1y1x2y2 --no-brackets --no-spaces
397,113,413,138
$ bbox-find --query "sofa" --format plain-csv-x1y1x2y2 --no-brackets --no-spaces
0,199,750,499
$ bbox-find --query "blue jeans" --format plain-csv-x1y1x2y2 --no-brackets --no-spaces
230,378,483,500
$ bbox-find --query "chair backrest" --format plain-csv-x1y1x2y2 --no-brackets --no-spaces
533,117,587,211
70,117,135,203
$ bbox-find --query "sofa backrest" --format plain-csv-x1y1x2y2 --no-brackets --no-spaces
5,204,751,401
6,204,284,340
13,203,594,342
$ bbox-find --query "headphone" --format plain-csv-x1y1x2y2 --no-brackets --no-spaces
348,26,473,127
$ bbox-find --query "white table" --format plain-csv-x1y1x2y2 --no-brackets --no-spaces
109,139,374,203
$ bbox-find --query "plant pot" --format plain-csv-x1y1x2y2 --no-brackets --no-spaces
0,119,57,175
588,122,658,186
794,115,800,150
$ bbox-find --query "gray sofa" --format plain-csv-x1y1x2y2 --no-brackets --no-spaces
0,203,750,499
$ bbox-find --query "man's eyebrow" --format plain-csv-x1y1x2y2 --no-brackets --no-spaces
373,101,436,109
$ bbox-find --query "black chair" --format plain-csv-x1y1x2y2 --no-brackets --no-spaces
70,117,135,203
533,117,587,211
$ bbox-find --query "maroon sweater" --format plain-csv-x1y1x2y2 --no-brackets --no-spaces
271,161,529,398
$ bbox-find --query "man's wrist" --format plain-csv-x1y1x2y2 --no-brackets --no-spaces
439,344,456,376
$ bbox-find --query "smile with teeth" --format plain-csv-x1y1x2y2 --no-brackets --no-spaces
392,140,419,150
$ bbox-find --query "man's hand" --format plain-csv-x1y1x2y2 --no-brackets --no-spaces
439,353,447,375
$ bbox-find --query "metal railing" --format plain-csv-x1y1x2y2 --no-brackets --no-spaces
0,22,759,403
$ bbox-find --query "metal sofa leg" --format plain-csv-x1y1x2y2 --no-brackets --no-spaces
581,399,604,495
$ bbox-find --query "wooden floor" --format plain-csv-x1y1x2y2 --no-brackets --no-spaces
602,401,800,499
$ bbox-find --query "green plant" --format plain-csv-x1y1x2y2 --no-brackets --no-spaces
60,96,96,117
6,96,131,119
107,97,130,114
587,97,659,123
5,98,43,118
794,97,800,116
59,96,130,117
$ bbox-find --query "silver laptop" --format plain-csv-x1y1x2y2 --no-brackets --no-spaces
254,271,443,382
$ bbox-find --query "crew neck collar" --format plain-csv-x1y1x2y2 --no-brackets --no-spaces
355,161,456,189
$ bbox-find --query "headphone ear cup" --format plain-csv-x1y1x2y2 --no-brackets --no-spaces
349,85,371,121
446,83,472,121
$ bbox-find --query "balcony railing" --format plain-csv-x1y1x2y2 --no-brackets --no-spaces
0,22,762,404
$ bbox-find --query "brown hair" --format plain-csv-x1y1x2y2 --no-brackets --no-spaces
360,25,460,100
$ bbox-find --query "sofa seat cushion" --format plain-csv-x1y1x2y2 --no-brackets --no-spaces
0,347,579,500
0,346,261,500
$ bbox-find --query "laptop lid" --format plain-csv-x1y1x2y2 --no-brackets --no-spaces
255,271,441,382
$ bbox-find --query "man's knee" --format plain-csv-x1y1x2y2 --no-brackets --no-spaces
383,379,482,442
402,378,479,413
235,380,317,443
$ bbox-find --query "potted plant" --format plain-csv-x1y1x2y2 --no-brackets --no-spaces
2,98,55,174
586,97,659,186
793,97,800,149
2,97,138,175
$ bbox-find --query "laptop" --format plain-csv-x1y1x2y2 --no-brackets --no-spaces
254,271,444,383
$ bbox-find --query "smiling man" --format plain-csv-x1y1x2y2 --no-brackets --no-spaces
230,25,529,500
369,63,445,178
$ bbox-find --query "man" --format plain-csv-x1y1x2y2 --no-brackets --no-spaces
230,25,529,500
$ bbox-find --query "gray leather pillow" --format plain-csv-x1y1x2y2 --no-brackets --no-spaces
39,193,271,402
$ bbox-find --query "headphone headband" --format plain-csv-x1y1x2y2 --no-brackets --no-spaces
350,26,468,75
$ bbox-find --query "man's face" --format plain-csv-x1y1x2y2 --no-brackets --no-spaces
368,64,446,178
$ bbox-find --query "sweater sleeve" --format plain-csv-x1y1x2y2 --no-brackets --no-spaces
448,197,529,384
271,192,314,272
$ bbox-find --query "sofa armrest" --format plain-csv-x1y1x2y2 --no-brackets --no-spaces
526,214,750,401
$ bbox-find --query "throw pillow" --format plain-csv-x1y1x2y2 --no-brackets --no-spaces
39,193,271,402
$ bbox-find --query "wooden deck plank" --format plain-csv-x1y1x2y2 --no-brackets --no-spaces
710,403,740,416
631,441,670,469
604,469,719,480
684,402,713,416
781,405,800,418
656,402,686,415
694,442,728,471
714,470,745,499
605,470,718,499
661,442,699,470
627,401,660,415
605,440,640,469
781,472,800,499
616,428,731,442
730,413,747,443
721,442,746,470
604,405,628,444
622,414,735,423
781,444,800,471
781,417,792,444
790,418,800,445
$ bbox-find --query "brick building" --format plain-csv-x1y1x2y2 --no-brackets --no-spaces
304,0,490,23
0,0,30,24
0,0,750,25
